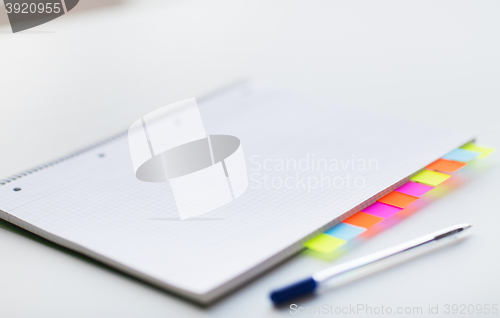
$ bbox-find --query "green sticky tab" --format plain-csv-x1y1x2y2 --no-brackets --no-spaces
461,143,496,158
304,233,346,254
411,170,450,186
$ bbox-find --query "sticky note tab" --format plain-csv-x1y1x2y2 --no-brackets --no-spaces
442,148,480,162
461,143,496,158
396,181,434,197
361,202,402,218
304,233,346,254
325,223,366,241
378,191,418,208
343,212,383,229
411,170,451,186
426,158,466,173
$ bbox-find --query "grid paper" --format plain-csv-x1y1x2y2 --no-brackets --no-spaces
0,83,473,303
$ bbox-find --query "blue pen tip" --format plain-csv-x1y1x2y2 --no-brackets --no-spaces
270,277,317,305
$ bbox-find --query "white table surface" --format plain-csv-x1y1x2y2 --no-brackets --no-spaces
1,1,499,317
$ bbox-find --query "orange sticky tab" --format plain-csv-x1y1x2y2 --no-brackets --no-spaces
343,212,383,228
426,158,466,173
377,191,418,208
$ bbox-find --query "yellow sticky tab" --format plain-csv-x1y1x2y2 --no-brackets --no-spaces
304,233,346,254
461,143,496,158
411,170,450,186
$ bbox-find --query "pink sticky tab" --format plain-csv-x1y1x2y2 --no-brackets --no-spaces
396,181,434,197
361,202,402,218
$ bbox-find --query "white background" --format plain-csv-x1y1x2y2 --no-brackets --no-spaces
0,1,499,317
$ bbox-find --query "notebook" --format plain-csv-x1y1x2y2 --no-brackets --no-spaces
0,82,473,304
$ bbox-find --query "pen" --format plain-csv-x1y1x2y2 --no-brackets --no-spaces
270,223,472,305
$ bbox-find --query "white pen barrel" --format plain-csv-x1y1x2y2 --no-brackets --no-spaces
313,224,470,289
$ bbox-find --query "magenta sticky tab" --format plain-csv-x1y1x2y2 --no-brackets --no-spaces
361,202,402,218
396,181,434,197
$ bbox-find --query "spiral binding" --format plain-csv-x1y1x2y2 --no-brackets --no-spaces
0,131,127,187
0,80,249,188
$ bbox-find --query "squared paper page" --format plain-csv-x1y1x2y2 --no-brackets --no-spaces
0,83,473,304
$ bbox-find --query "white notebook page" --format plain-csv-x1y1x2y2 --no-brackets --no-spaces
0,83,473,304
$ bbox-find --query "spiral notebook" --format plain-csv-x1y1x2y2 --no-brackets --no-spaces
0,82,473,304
